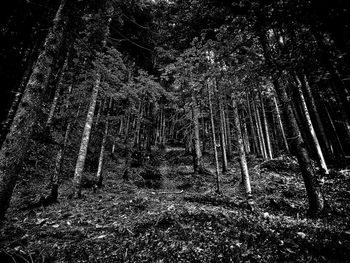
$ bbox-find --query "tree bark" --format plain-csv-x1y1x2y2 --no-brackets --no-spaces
208,82,221,193
0,0,68,223
241,113,251,154
232,99,252,200
216,83,228,173
246,93,259,155
0,41,40,148
257,25,325,215
161,107,167,146
124,108,131,140
51,119,71,201
192,94,204,174
296,77,329,175
324,102,346,162
224,106,233,159
291,91,315,156
274,79,325,215
94,100,102,126
96,98,112,187
259,88,273,159
134,100,144,148
273,96,290,153
301,74,333,160
49,83,74,202
253,97,267,159
46,54,69,128
73,75,100,198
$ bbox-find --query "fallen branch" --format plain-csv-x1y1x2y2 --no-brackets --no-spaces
151,190,184,195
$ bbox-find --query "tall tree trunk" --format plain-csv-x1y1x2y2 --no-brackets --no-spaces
95,98,106,126
253,97,267,159
301,74,333,160
201,107,207,153
73,75,100,198
259,88,273,159
0,41,40,148
134,100,143,148
291,92,315,156
246,93,259,155
124,108,131,141
155,108,161,144
94,100,102,126
50,118,72,201
0,0,68,223
46,54,69,128
96,98,112,187
208,82,220,193
161,108,166,146
274,79,325,215
49,84,74,202
216,83,228,173
118,117,124,136
324,102,346,162
257,25,325,215
296,77,329,175
232,99,252,200
273,96,290,153
192,94,204,174
224,106,233,159
241,114,251,154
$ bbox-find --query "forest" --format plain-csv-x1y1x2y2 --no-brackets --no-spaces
0,0,350,262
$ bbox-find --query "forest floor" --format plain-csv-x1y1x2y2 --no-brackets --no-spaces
1,147,350,262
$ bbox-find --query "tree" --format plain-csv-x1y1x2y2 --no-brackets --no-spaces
232,98,252,201
0,0,69,223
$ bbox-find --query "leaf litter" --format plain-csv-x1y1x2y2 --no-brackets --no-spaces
0,150,350,262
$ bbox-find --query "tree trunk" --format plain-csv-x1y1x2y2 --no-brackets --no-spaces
0,41,40,148
124,108,131,140
192,94,204,174
301,74,333,160
73,75,100,198
201,107,207,153
324,102,346,162
274,79,325,215
224,106,233,159
216,84,228,173
232,99,252,200
96,98,112,187
241,114,251,154
0,0,68,223
161,108,166,146
118,117,124,136
49,83,75,202
257,22,325,215
296,77,329,175
259,88,273,159
208,82,220,193
253,97,267,159
46,54,69,128
246,93,259,155
273,96,290,153
134,100,143,148
291,91,315,156
94,100,102,126
155,109,161,144
50,120,71,201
